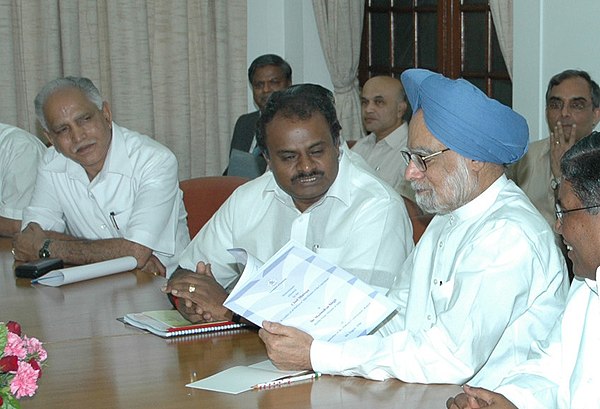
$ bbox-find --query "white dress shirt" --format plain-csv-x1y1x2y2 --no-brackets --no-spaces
0,123,47,220
496,268,599,409
23,123,190,275
178,148,414,292
310,175,569,388
351,123,414,201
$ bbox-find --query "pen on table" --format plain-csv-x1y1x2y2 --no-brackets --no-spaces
109,211,120,230
252,372,321,390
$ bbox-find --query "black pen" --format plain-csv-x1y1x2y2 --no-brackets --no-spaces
109,212,120,230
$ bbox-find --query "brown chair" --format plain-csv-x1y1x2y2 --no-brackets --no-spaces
402,196,433,244
180,176,248,238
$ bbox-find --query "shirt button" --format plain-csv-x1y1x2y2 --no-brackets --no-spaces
100,224,107,229
438,241,443,248
433,279,438,285
427,315,432,320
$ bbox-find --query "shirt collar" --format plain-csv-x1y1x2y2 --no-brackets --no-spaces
447,174,509,221
378,122,408,149
46,123,134,182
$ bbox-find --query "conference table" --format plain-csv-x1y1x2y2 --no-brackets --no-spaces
0,238,462,408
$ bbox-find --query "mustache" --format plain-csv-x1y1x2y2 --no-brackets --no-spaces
292,171,324,183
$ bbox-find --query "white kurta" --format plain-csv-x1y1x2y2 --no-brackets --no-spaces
0,123,47,220
311,175,569,388
495,268,599,409
178,149,414,292
22,123,190,275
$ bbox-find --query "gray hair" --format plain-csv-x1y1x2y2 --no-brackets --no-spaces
561,130,600,212
35,76,103,131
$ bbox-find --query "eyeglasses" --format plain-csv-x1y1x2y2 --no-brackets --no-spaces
400,148,450,172
547,99,592,113
554,202,600,223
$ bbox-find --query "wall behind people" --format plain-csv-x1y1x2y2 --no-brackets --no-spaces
0,0,333,180
0,1,248,179
513,0,600,141
246,0,333,111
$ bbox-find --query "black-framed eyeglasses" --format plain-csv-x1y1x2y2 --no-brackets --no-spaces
400,148,450,172
554,202,600,223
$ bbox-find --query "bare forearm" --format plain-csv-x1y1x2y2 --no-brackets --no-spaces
46,237,153,267
0,216,21,237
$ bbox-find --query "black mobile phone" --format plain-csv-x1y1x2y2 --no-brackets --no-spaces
15,258,64,279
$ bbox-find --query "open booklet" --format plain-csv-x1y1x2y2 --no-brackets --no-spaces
122,310,246,338
224,241,397,343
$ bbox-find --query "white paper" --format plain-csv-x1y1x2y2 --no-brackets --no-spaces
224,241,397,342
33,256,137,287
186,360,305,394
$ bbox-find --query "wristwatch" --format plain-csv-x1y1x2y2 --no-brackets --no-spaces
39,239,52,258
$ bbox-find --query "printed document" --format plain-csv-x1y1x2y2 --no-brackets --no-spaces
224,241,397,342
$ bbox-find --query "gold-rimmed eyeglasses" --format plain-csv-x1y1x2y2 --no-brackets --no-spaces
400,148,450,172
547,99,592,113
554,202,600,223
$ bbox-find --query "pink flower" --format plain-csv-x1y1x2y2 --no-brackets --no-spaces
0,355,18,372
9,361,39,398
4,332,26,359
24,336,47,362
6,321,22,336
28,358,43,379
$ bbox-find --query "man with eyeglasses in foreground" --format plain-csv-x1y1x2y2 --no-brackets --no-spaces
509,69,600,228
447,131,600,409
258,69,569,388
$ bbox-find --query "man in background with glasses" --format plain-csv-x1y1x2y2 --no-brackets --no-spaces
447,131,600,409
259,69,569,389
510,69,600,228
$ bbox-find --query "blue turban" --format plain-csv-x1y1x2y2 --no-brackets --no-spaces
401,69,529,164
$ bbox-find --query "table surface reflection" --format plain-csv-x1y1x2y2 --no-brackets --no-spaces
0,238,462,408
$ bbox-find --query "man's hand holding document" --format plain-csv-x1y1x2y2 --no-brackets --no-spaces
224,241,397,342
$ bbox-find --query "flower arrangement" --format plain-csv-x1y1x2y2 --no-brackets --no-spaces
0,321,47,409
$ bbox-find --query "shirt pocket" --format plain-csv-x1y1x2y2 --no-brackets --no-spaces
108,206,133,235
313,245,343,265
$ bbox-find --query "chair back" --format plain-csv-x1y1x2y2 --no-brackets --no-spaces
180,176,248,237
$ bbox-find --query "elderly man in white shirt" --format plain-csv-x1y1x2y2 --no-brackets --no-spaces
447,131,600,409
259,69,569,389
13,76,189,276
163,84,414,324
0,123,46,237
352,76,414,200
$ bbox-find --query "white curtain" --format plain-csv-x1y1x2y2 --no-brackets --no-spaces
490,0,513,79
312,0,364,141
0,0,247,179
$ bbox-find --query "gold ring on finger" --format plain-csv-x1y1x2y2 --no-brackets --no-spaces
188,284,196,293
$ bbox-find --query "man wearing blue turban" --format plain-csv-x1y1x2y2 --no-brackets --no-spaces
259,69,569,389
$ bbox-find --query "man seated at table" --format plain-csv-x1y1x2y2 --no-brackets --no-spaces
224,54,292,178
258,69,569,389
509,69,600,227
446,131,600,409
12,76,190,276
351,75,414,200
163,83,414,322
0,122,47,237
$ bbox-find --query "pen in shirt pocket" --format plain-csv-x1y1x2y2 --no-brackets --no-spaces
109,211,120,230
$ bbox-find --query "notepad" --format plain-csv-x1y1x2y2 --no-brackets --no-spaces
186,360,311,394
122,310,246,338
